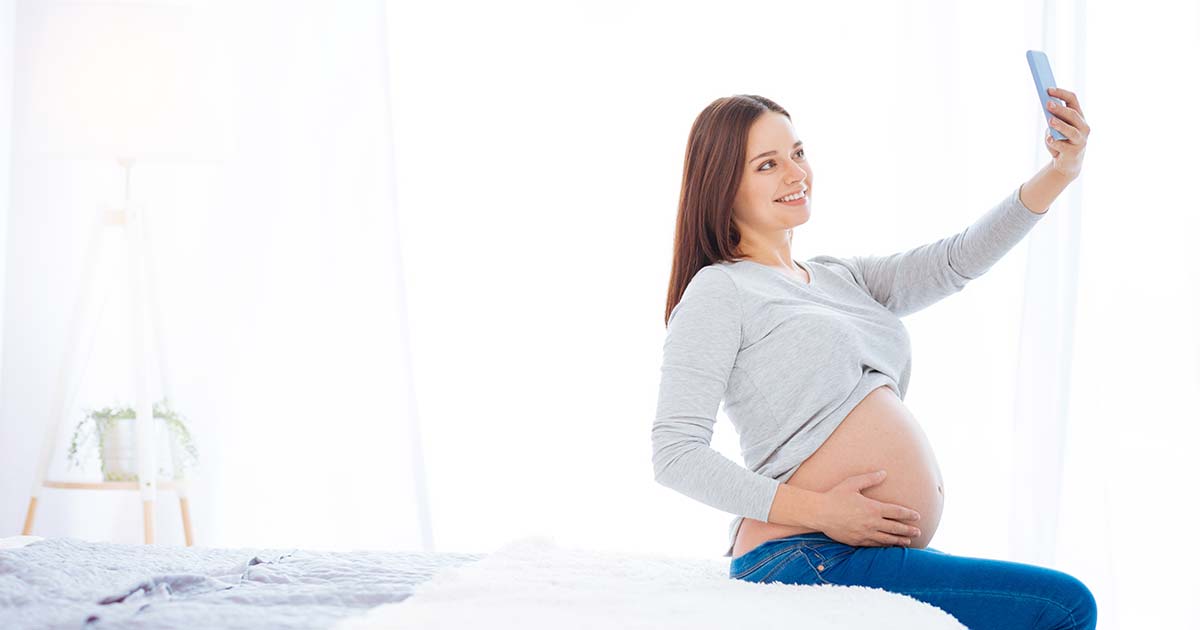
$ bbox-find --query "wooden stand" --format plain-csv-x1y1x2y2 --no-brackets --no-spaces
23,482,194,546
21,159,195,545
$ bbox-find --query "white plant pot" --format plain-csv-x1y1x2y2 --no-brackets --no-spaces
100,417,178,482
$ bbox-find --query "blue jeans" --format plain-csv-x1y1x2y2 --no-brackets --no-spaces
729,532,1097,630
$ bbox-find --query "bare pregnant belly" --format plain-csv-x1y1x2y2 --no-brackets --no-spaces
731,384,945,559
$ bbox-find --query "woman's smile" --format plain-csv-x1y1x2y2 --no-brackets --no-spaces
775,193,809,206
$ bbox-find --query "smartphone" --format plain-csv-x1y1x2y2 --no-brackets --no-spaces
1026,50,1067,141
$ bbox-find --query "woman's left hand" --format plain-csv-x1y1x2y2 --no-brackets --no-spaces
1045,87,1089,180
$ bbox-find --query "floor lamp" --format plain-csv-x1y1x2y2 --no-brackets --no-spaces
22,157,192,545
18,2,224,544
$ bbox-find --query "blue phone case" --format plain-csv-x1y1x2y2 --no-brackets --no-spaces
1027,50,1067,141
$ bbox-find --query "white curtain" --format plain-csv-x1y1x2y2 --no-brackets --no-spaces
1,1,1197,628
1,0,429,552
1012,1,1200,627
0,0,11,385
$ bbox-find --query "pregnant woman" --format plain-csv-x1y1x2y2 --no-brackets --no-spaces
651,93,1095,629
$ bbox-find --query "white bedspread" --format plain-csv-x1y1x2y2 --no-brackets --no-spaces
0,535,44,550
335,536,967,630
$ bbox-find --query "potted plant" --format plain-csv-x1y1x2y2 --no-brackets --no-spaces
67,397,199,482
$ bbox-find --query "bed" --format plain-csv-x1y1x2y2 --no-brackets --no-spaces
2,534,967,629
0,535,484,629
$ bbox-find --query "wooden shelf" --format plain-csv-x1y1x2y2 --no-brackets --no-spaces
42,480,184,491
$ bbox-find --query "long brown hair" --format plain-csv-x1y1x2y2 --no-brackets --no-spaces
663,94,791,328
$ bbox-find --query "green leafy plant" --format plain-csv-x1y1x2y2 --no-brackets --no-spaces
67,397,199,481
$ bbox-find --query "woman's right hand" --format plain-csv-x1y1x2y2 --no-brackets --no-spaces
816,470,922,547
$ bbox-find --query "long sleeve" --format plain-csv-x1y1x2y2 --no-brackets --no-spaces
651,266,781,522
839,185,1046,317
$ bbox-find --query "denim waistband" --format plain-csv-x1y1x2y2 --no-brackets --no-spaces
762,532,836,545
776,532,834,542
731,531,838,567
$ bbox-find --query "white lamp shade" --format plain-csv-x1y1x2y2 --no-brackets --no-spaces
23,0,229,162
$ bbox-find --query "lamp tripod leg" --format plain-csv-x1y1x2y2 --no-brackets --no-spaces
125,192,158,544
139,186,195,547
21,498,38,535
23,205,109,536
180,496,194,546
143,500,155,544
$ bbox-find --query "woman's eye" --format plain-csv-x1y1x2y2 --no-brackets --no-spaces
757,148,805,171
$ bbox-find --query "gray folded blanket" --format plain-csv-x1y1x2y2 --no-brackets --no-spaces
0,537,484,629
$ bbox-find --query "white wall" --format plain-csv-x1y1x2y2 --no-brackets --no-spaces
0,0,13,445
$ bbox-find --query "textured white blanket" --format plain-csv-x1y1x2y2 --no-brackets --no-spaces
335,536,966,630
0,535,44,550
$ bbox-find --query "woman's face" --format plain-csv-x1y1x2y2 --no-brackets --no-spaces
732,112,812,234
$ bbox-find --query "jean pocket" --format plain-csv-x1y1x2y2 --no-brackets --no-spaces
792,541,856,580
729,542,805,580
747,541,858,586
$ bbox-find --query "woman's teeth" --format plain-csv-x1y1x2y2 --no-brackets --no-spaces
776,191,807,203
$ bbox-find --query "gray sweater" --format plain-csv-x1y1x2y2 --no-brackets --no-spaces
651,185,1046,557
